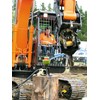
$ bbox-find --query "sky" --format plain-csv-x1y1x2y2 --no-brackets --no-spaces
79,41,87,50
77,0,87,11
36,0,87,11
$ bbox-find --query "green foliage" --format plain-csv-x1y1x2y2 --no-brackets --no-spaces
78,32,87,41
12,11,15,24
80,7,87,35
78,6,87,41
12,0,16,24
12,0,16,10
34,1,38,12
41,3,46,11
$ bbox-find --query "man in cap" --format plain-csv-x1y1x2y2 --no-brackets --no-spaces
40,26,56,56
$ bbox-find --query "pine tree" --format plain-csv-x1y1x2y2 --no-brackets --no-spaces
34,1,38,12
41,2,46,11
12,0,16,10
77,6,87,41
48,3,52,11
12,0,16,23
79,6,87,35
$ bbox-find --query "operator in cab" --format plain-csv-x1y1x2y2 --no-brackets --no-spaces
40,26,56,56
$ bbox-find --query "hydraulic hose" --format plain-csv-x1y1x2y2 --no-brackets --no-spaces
12,69,39,92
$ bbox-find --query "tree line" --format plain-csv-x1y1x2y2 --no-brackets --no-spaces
34,2,53,11
78,6,87,41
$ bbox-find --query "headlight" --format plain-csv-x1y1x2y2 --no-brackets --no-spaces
43,13,48,18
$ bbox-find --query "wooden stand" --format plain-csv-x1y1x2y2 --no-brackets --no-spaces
31,75,59,100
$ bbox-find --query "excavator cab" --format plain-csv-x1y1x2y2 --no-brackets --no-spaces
31,11,68,73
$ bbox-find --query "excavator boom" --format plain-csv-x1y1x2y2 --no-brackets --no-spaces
12,0,34,68
16,0,33,49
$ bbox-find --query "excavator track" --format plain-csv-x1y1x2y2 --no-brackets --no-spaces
70,66,87,75
12,77,33,100
59,78,85,100
12,72,86,100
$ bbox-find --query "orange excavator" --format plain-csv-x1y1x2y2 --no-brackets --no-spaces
12,0,85,99
12,0,81,70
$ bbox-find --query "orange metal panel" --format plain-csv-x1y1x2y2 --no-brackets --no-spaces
12,0,34,68
12,25,17,67
16,0,33,49
60,0,64,6
28,25,34,68
63,0,77,20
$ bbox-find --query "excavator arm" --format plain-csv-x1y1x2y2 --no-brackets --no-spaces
12,0,34,69
54,0,81,29
60,0,77,20
54,0,81,56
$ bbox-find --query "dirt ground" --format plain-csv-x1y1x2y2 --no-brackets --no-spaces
12,68,87,99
